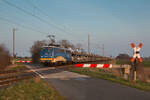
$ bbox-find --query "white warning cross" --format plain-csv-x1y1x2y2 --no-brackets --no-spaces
131,43,143,62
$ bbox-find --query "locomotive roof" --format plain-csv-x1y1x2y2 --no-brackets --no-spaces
42,46,71,51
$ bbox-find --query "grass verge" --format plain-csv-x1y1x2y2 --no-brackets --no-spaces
70,68,150,91
0,78,66,100
8,65,27,71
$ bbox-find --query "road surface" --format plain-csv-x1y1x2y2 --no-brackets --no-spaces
28,65,150,100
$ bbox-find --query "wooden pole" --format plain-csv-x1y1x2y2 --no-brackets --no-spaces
88,34,90,54
13,28,15,58
12,28,16,64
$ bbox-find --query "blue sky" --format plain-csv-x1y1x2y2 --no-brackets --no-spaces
0,0,150,57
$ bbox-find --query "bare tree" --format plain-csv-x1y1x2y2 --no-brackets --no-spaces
75,43,85,52
76,43,82,50
59,40,75,49
0,44,11,70
30,40,46,63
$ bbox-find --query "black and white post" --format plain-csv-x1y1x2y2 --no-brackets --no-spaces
131,43,143,81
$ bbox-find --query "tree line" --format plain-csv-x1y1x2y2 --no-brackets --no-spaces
0,44,11,69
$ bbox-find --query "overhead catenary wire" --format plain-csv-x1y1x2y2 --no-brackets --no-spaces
2,0,72,34
25,0,56,22
25,0,76,34
1,0,86,44
0,16,48,34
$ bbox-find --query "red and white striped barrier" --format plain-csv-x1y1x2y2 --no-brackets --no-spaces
16,60,32,63
76,64,112,68
131,43,143,62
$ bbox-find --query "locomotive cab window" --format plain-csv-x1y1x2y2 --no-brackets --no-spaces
41,48,46,51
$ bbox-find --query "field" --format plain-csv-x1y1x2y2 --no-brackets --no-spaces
142,60,150,67
0,78,66,100
116,59,150,67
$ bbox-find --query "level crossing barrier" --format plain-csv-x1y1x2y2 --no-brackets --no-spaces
76,64,131,79
16,60,32,63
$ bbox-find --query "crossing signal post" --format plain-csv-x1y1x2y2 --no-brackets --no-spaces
131,43,143,81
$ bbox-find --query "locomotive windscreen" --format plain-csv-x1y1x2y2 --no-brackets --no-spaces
40,47,53,58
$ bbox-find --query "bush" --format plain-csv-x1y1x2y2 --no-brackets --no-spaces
0,44,11,69
116,53,131,60
30,41,46,63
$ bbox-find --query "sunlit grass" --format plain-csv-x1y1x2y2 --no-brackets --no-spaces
8,65,27,71
0,78,66,100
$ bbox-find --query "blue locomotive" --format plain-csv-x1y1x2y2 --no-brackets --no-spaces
40,46,72,63
40,46,110,65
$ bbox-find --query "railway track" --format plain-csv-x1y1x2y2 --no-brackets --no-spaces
0,64,74,87
0,60,110,87
0,69,37,87
27,60,111,72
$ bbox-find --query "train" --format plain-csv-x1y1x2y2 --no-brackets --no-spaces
40,45,110,64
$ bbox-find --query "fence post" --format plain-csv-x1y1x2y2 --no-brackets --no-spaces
123,65,131,80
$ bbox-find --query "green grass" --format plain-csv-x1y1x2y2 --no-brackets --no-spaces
116,59,131,65
141,60,150,67
70,68,150,91
8,65,27,71
116,59,150,67
0,78,66,100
